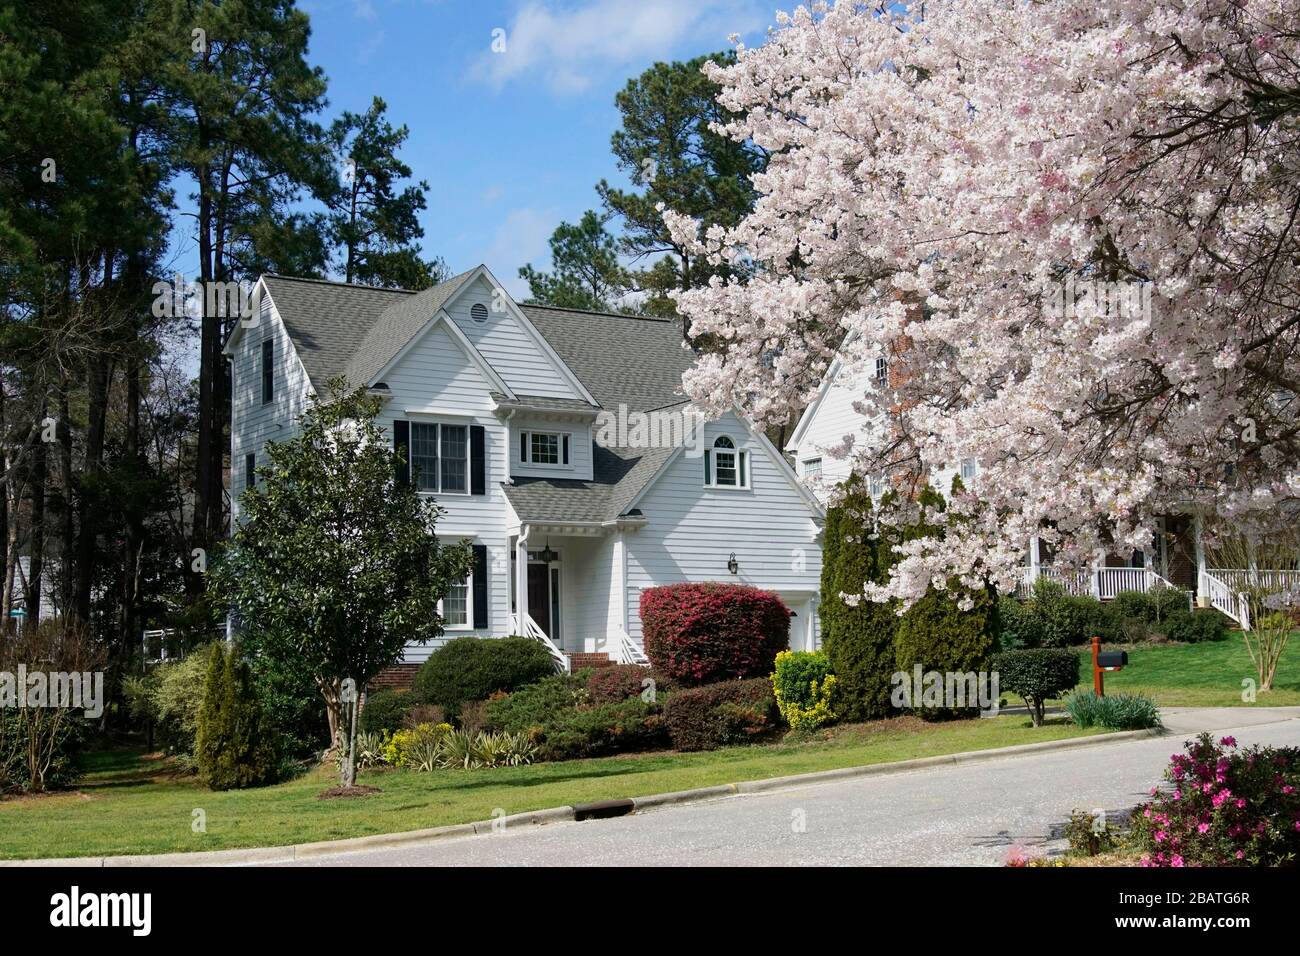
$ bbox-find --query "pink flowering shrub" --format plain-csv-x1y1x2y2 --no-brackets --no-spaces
1133,734,1300,867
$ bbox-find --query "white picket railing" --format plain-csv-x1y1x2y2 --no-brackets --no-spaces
612,626,650,666
1208,569,1300,595
1018,566,1190,604
509,612,570,673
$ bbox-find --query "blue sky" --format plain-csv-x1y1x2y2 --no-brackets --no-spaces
254,0,776,298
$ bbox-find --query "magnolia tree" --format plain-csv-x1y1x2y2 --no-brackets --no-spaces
668,0,1300,607
214,382,471,787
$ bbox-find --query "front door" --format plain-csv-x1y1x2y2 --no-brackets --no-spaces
527,563,551,637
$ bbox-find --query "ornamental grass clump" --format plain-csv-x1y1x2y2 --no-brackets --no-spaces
1132,733,1300,867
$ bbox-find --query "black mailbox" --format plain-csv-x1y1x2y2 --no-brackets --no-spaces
1097,650,1128,669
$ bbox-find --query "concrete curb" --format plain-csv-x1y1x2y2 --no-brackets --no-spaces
0,725,1167,867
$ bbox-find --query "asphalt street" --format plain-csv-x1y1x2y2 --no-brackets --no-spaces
277,707,1300,867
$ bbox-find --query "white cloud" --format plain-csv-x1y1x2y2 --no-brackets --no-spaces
481,184,505,205
473,0,765,94
481,207,559,299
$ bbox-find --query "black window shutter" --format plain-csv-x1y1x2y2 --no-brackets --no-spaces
470,425,486,495
562,434,569,465
472,544,488,629
393,420,410,486
519,431,527,462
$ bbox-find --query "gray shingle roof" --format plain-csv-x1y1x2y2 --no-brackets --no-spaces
263,273,699,524
520,305,693,412
261,275,413,387
344,268,478,386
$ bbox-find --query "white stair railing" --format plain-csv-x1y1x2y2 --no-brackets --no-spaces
509,613,570,673
613,626,650,666
1199,571,1250,630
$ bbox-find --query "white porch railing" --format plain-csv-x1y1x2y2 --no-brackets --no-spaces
1018,566,1193,608
509,612,570,673
1207,569,1300,595
612,626,650,667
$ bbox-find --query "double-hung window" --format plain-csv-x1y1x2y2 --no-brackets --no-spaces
704,436,749,489
803,457,823,479
410,422,469,494
442,572,471,628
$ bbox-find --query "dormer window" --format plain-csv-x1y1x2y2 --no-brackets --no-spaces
704,435,749,489
519,430,570,467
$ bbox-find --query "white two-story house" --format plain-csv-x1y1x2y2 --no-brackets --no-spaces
224,266,824,681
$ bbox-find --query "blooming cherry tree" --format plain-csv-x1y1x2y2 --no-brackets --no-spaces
669,0,1300,605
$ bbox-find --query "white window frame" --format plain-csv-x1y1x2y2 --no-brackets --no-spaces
959,458,978,481
409,420,471,496
802,457,823,479
704,435,750,490
874,356,889,384
869,473,887,498
438,569,474,630
519,429,571,469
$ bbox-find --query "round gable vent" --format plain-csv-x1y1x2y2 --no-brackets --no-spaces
470,302,489,323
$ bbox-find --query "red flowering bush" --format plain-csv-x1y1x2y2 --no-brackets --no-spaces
640,583,791,686
1133,733,1300,867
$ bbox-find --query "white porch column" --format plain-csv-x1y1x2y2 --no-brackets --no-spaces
612,532,628,645
1193,512,1206,597
515,525,530,633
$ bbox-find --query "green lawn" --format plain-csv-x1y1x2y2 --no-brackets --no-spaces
1069,633,1300,707
0,715,1102,860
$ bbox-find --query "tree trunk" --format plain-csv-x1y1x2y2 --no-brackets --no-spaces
74,350,111,621
24,399,46,622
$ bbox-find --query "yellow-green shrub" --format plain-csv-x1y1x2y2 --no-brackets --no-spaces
771,650,837,732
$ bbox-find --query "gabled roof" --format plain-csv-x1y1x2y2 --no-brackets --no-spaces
344,269,478,386
255,271,817,527
258,275,414,388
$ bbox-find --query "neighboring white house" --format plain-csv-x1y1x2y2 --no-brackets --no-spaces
785,343,1270,629
223,266,824,675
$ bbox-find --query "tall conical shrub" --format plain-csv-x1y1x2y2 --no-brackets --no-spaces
820,475,898,720
196,643,279,790
892,481,999,720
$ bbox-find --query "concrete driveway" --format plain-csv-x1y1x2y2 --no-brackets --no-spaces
276,707,1300,867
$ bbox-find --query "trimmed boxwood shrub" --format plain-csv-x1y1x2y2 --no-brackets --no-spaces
662,678,780,751
820,476,898,720
641,583,790,686
771,650,837,731
586,664,653,705
991,648,1081,727
1036,589,1121,647
1159,608,1228,643
360,689,411,734
412,637,555,717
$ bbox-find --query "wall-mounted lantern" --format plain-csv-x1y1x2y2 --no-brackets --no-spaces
727,552,739,575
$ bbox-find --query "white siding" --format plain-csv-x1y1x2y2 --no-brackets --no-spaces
619,413,822,652
789,363,877,502
375,321,513,662
230,293,312,526
446,275,580,400
511,418,595,481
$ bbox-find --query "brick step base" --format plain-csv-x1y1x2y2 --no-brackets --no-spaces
567,652,614,670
